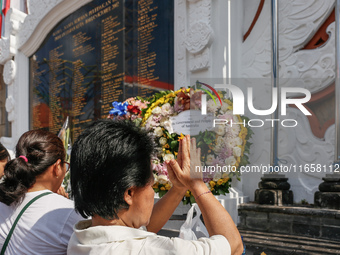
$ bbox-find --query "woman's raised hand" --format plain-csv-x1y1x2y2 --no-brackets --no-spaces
167,135,203,190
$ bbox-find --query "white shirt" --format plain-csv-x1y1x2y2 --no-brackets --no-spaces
0,190,84,255
67,220,231,255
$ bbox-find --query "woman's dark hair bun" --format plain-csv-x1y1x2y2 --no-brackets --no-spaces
0,130,65,205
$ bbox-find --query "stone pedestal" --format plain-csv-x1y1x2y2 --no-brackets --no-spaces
314,174,340,210
255,174,293,205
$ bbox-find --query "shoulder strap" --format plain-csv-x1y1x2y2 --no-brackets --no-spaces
0,191,52,255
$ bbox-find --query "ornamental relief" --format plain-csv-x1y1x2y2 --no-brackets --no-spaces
5,96,15,122
0,38,10,64
185,0,213,73
242,0,336,202
176,0,187,87
3,60,16,86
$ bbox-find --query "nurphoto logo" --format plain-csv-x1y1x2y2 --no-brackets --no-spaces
200,84,312,128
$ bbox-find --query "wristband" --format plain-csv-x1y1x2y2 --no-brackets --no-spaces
195,191,212,200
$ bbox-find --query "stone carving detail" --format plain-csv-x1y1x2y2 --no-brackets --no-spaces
185,21,212,54
0,38,10,64
0,9,27,65
242,0,335,202
175,0,188,87
5,96,16,122
189,47,210,71
3,60,16,86
175,0,214,84
280,23,335,94
278,108,334,202
185,0,213,73
19,0,63,48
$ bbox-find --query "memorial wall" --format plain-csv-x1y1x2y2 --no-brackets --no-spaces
29,0,174,141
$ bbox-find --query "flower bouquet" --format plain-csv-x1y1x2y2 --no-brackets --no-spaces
58,116,72,192
108,82,253,204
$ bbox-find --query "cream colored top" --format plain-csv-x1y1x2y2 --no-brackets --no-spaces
67,220,231,255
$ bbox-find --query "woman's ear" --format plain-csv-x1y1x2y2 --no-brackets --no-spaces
52,159,63,178
124,187,136,206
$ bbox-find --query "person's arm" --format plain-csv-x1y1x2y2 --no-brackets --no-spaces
147,139,187,233
168,135,244,255
146,186,186,233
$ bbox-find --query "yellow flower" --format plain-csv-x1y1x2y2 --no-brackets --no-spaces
158,98,165,104
166,150,171,154
160,187,166,191
152,183,159,189
164,144,170,149
261,253,267,255
165,183,171,190
217,179,224,186
185,190,191,197
209,181,216,188
178,133,185,141
166,93,175,98
222,178,229,183
224,99,232,105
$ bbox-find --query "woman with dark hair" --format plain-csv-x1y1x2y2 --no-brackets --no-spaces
0,130,83,255
0,142,10,178
68,119,243,255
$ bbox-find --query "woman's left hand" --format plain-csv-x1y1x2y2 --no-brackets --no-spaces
166,138,187,192
57,186,69,199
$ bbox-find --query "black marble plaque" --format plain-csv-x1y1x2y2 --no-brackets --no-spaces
29,0,174,141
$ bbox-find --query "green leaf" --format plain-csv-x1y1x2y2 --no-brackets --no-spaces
190,196,196,204
159,190,167,198
218,189,226,195
170,140,178,150
203,131,215,144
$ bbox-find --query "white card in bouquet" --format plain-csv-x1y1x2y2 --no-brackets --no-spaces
170,110,214,136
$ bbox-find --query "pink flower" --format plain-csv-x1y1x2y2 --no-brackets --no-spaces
190,90,202,110
152,162,168,176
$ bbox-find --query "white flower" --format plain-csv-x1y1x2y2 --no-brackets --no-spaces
153,173,158,184
234,137,243,146
159,137,167,146
216,136,225,147
154,127,163,137
207,99,218,113
225,156,236,166
227,123,240,138
228,137,243,148
160,117,173,134
221,102,230,112
233,147,242,157
161,103,174,116
158,174,169,184
205,154,215,166
213,172,222,182
152,106,162,115
163,153,175,162
215,125,225,136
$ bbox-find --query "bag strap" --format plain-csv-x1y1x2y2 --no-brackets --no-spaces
0,191,52,255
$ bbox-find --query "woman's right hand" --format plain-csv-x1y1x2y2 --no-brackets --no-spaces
167,135,203,190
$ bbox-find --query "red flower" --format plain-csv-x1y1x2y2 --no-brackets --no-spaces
127,105,141,115
177,89,191,111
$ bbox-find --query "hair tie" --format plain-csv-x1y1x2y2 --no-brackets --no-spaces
19,155,28,163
